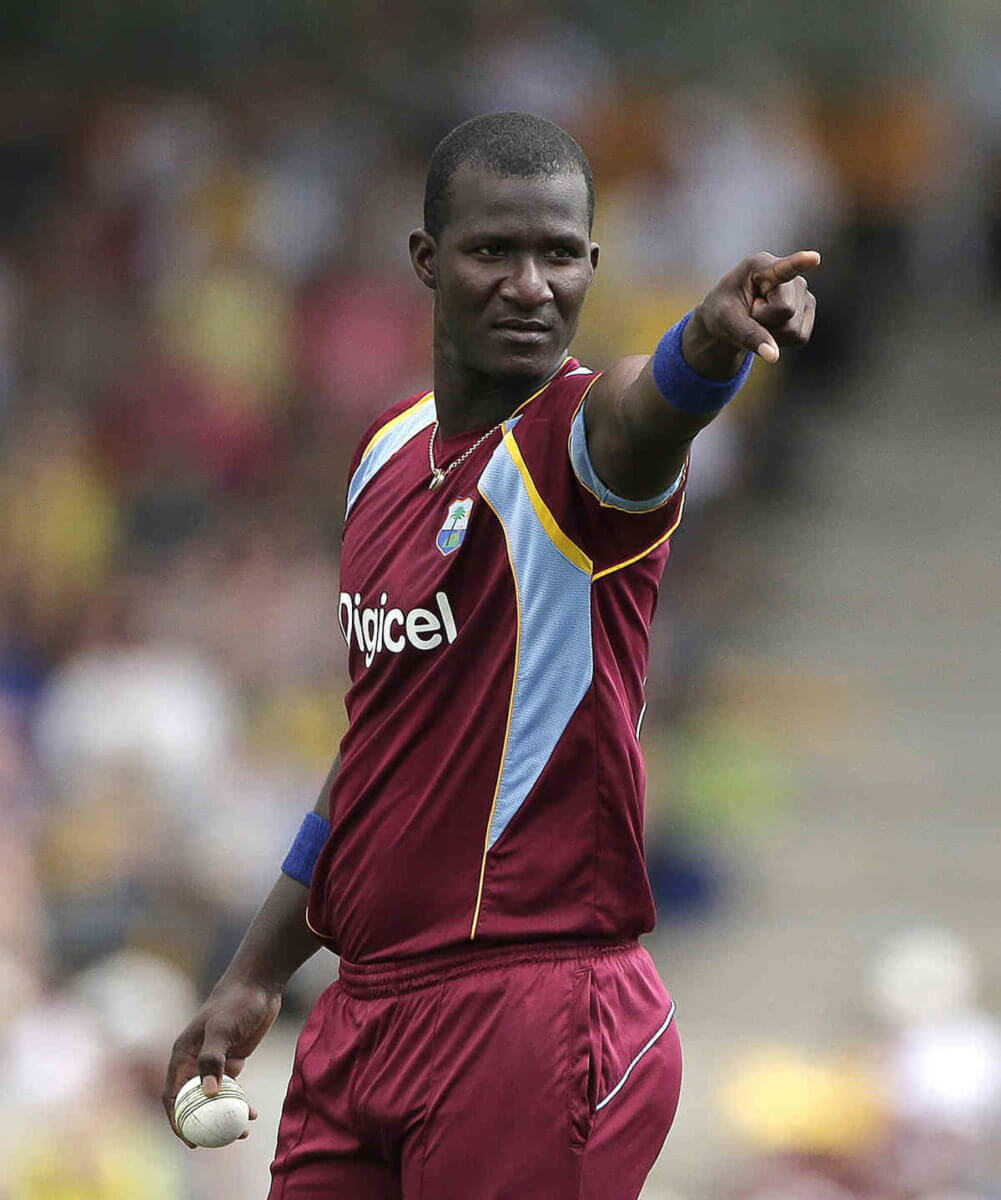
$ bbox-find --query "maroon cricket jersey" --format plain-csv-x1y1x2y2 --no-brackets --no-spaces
306,358,688,964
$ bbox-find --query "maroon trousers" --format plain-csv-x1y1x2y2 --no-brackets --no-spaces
269,939,682,1200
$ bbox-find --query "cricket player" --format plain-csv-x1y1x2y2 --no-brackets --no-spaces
164,111,818,1199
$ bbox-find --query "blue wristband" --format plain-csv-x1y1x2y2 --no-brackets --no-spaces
651,311,753,414
282,810,331,886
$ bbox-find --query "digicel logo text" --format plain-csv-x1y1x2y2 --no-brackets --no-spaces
338,591,458,667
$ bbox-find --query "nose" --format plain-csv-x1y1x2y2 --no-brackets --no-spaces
498,255,553,309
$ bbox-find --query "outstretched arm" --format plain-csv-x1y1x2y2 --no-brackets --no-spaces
162,755,340,1146
584,251,820,501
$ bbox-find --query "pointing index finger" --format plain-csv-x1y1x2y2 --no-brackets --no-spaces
753,250,821,296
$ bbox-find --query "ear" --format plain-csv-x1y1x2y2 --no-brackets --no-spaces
409,229,438,290
590,242,600,273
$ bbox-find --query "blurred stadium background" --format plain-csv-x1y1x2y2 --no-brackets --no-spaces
1,0,1000,1196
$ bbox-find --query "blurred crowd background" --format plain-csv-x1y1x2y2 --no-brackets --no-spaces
1,1,1000,1197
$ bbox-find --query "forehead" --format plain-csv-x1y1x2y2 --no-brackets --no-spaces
443,163,590,239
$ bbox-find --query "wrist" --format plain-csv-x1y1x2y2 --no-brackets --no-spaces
682,306,748,380
215,965,287,1000
651,311,753,415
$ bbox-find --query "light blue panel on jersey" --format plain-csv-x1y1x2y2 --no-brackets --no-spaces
345,395,436,520
478,430,593,850
569,403,684,512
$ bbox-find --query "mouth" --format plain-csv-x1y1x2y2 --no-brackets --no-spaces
492,319,552,343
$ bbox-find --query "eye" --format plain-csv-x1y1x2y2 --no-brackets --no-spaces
473,245,505,258
546,246,577,261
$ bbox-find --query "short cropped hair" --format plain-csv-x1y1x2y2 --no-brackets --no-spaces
423,112,595,240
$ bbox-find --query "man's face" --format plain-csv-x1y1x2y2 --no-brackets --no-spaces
415,164,598,381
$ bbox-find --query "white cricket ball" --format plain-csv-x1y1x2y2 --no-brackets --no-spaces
174,1074,250,1147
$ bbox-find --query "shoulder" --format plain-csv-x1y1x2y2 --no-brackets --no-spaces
347,388,434,480
502,356,689,578
343,388,434,522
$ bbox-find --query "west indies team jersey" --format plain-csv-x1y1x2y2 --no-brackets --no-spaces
306,358,688,965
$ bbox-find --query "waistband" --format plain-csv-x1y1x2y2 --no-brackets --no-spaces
337,937,639,999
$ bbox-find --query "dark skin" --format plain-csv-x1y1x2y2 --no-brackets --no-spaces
161,757,338,1146
410,162,818,499
163,161,819,1148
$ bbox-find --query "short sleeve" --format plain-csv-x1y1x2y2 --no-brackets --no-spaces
509,366,688,579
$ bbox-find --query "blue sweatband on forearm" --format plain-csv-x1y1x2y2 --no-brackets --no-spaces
282,811,331,886
651,311,754,414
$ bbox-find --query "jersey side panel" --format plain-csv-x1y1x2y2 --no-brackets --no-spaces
471,429,595,936
589,548,670,930
473,367,679,939
473,541,667,946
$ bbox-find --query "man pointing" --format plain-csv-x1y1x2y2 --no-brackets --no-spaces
164,111,818,1200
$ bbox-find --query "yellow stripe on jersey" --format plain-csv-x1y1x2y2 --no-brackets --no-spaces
345,392,437,520
591,491,687,580
469,486,523,942
359,391,434,462
502,428,593,576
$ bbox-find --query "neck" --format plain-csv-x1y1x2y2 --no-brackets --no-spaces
431,336,567,439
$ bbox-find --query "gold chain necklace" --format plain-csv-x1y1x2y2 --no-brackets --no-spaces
427,359,569,490
427,419,505,490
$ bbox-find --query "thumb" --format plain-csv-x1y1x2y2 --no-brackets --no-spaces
198,1024,229,1095
722,310,780,364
